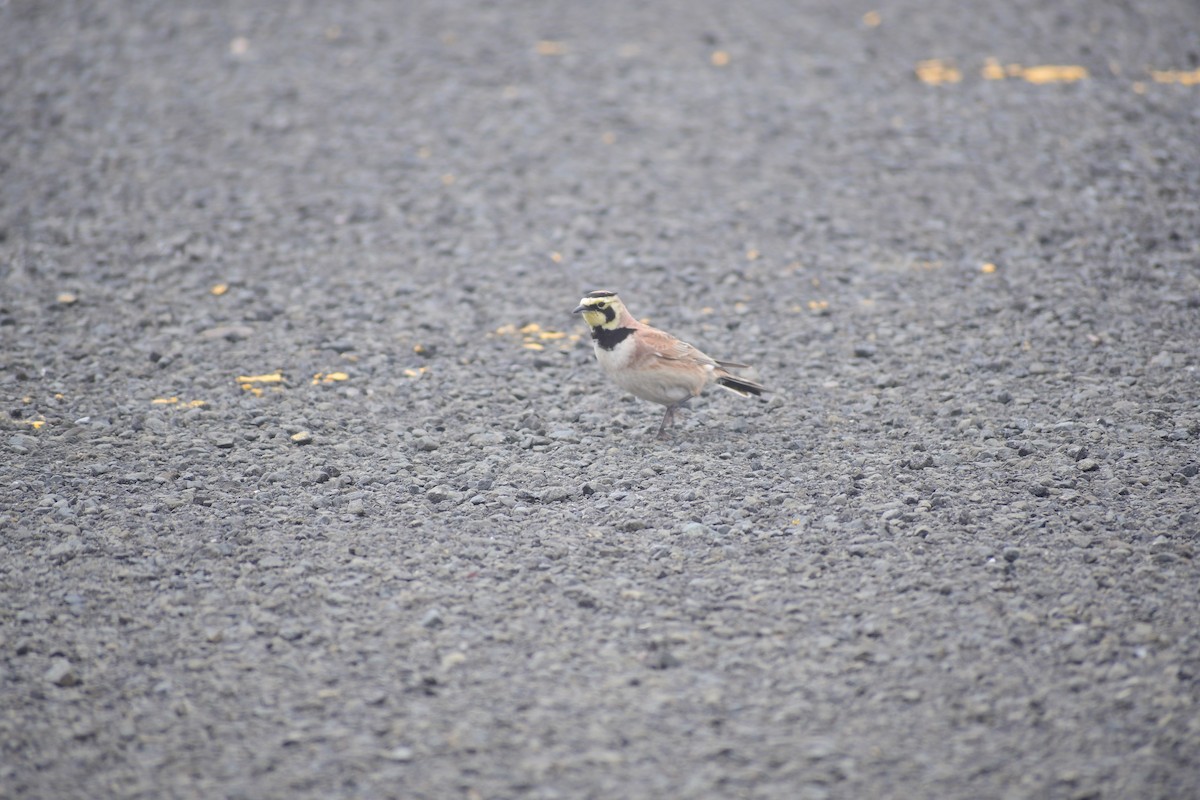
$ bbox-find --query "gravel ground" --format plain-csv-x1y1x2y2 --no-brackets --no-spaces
3,1,1199,798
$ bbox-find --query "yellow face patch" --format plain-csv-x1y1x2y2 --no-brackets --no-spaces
579,307,609,328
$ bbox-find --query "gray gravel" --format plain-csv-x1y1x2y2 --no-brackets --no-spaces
3,1,1199,798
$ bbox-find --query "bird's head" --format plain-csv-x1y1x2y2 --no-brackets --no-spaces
572,289,626,329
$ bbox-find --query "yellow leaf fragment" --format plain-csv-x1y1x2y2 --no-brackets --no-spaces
496,321,575,351
152,397,206,408
549,251,563,263
808,300,831,314
1019,65,1087,84
238,371,284,397
536,40,567,56
711,50,731,67
981,262,998,274
57,292,78,305
862,10,881,27
1151,68,1200,85
403,367,428,378
915,59,961,85
986,60,1089,83
982,58,1006,81
237,372,284,384
210,283,229,296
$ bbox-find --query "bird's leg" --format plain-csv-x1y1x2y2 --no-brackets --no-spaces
656,400,690,439
656,404,676,439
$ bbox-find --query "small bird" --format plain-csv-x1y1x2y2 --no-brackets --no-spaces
573,289,766,437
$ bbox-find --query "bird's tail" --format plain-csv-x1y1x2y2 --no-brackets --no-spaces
715,372,765,397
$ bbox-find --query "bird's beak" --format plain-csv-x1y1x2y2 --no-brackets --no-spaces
572,304,587,315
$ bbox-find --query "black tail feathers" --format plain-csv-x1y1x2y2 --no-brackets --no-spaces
716,374,765,398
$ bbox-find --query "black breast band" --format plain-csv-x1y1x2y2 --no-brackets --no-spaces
592,326,634,350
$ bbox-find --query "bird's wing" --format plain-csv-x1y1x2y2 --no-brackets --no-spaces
639,328,718,367
714,358,750,371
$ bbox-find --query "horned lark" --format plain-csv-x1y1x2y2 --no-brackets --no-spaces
573,289,766,437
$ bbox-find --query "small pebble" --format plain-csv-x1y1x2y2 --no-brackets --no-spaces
682,522,715,537
45,659,79,687
385,746,415,762
468,432,504,446
424,486,457,503
540,486,571,503
8,434,38,454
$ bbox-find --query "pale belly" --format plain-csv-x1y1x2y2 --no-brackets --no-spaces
594,341,706,405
